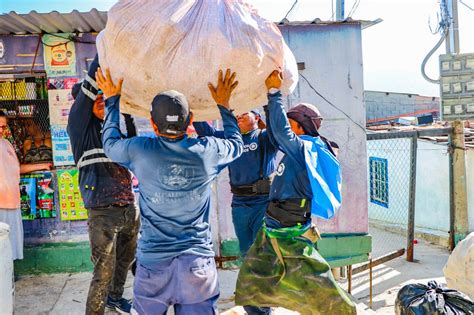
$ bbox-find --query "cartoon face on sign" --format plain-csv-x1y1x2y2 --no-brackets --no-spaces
51,44,69,66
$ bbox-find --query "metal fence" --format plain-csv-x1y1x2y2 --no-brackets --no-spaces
0,75,50,163
366,128,452,263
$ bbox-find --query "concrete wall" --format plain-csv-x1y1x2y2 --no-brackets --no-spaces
365,91,439,121
414,141,450,235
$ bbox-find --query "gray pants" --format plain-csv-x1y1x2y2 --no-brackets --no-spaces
133,254,219,315
86,204,139,315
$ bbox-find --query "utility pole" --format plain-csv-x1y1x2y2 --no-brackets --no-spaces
449,121,469,248
336,0,345,21
445,0,460,54
444,1,467,248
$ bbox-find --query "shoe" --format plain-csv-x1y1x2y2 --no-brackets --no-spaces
106,296,132,314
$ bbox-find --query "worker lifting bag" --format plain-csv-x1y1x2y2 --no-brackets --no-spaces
97,0,299,120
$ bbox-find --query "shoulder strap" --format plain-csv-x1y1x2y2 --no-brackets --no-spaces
258,129,265,179
319,136,336,157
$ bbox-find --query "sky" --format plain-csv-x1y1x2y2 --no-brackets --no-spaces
0,0,473,96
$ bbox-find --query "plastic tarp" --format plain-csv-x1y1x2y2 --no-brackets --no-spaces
235,226,356,315
97,0,298,120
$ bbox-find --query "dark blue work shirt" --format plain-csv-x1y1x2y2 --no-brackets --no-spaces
193,122,278,205
264,91,313,202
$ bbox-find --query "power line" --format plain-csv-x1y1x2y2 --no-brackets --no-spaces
347,0,361,18
459,0,474,11
282,0,298,21
420,0,450,84
299,73,366,132
330,0,335,20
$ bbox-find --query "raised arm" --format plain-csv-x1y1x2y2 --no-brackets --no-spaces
67,55,99,140
97,68,134,168
193,121,225,138
207,69,243,169
263,104,279,151
265,70,306,167
212,106,243,170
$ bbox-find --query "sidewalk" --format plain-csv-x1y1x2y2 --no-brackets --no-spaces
13,238,450,315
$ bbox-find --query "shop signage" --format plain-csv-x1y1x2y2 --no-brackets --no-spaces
20,172,55,220
42,34,76,77
57,169,88,221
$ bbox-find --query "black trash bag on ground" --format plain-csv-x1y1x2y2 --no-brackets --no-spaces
395,281,474,315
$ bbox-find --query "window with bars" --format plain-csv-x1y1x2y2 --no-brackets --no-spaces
369,157,389,208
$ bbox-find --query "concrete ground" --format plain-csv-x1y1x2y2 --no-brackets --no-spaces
13,231,450,315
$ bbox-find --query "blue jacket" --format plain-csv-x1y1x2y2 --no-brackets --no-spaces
193,122,278,206
265,91,312,202
102,95,243,263
265,91,341,226
67,55,135,208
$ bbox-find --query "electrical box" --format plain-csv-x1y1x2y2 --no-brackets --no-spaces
439,53,474,120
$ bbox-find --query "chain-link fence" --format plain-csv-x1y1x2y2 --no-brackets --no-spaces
0,76,51,163
366,135,415,260
341,128,453,305
365,128,453,264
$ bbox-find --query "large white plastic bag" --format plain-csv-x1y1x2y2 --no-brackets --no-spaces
97,0,298,120
443,232,474,299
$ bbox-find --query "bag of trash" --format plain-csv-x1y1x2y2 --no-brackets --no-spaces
444,232,474,299
395,281,474,315
97,0,298,120
235,224,356,315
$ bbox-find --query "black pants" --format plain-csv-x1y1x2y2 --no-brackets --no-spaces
86,204,140,315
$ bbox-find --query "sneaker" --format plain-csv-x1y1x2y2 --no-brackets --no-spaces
106,296,132,314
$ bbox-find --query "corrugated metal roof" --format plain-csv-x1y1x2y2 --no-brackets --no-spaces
0,10,381,35
0,9,107,34
279,17,382,30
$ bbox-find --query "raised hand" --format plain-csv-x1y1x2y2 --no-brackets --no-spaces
95,67,124,98
265,69,283,91
208,69,238,109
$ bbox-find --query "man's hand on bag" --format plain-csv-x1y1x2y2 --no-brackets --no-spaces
208,69,238,109
265,69,283,91
95,67,123,99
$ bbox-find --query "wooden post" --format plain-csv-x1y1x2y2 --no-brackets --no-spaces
347,265,352,294
369,259,373,309
450,120,468,247
407,135,417,262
